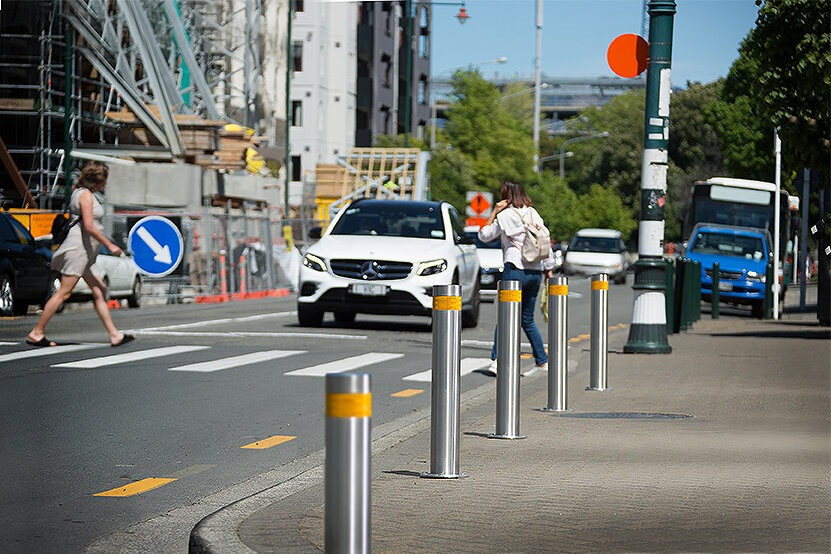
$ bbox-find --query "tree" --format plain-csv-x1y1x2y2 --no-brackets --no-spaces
528,174,581,242
575,184,638,242
428,145,476,213
725,0,830,173
443,70,537,193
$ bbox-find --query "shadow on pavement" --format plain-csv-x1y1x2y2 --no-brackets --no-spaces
709,327,830,340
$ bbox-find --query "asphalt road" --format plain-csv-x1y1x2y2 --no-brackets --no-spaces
1,275,637,552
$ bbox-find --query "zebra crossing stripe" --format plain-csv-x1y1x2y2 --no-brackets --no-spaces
403,357,493,382
168,350,306,373
285,352,404,377
52,346,210,369
0,343,105,363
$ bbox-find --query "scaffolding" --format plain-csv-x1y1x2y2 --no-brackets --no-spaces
0,0,282,209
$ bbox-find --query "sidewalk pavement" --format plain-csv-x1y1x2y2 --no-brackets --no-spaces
192,294,830,553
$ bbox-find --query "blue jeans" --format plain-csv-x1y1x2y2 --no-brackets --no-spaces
491,263,547,366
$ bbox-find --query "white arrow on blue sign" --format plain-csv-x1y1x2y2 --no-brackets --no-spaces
128,216,184,277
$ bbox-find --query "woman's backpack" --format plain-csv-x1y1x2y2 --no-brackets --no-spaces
50,211,78,244
517,209,551,264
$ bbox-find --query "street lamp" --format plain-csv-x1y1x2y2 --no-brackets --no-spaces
497,82,548,102
558,131,610,179
430,56,508,148
538,151,572,173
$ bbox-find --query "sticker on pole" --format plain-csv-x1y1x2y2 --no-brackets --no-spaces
128,216,184,277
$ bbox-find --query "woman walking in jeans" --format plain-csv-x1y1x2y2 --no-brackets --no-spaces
479,182,555,377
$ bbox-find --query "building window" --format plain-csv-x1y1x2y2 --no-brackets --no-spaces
292,41,303,72
295,0,304,12
382,54,392,88
419,34,428,58
358,58,370,78
291,156,302,182
291,100,303,126
359,2,373,25
417,79,426,105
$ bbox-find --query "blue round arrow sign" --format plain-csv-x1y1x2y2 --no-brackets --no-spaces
127,216,184,277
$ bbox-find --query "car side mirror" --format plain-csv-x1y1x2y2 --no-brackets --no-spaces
309,227,322,240
457,234,475,245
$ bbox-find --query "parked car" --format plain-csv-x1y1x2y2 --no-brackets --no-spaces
685,224,773,318
68,244,142,307
298,199,481,327
563,228,630,284
0,212,56,316
464,225,502,301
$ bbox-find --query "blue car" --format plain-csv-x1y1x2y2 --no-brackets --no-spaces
685,224,772,318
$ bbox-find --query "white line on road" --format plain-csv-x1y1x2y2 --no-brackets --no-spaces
168,350,306,373
0,341,19,346
52,345,210,369
0,343,105,363
129,331,367,340
462,339,548,349
285,352,405,377
403,357,493,382
127,311,296,332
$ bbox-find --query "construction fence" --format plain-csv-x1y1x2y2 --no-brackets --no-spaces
106,208,326,305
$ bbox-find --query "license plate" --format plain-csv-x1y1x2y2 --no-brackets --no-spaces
349,283,388,296
718,281,733,292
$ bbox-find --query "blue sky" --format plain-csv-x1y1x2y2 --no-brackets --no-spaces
431,0,761,87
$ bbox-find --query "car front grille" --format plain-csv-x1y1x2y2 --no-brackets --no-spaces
330,259,413,280
704,268,743,280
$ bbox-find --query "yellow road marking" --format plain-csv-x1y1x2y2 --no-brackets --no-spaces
391,388,424,398
521,353,532,359
94,477,176,497
241,435,296,450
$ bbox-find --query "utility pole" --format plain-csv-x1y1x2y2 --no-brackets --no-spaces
623,0,676,354
532,0,542,173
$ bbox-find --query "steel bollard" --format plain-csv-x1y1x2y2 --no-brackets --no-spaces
540,276,569,412
588,274,610,391
764,262,774,319
422,284,466,479
665,258,675,335
489,280,525,439
325,373,371,554
711,262,720,319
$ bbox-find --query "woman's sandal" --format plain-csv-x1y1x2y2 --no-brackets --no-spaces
111,334,135,347
26,337,57,347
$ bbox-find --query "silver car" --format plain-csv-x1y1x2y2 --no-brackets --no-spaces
563,228,630,284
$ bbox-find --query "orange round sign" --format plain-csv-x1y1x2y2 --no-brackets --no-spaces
607,33,648,78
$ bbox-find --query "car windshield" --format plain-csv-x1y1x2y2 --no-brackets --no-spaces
331,203,445,239
569,235,623,253
690,232,766,260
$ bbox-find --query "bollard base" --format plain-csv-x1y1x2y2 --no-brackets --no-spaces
585,387,612,391
487,433,527,440
539,407,572,412
420,472,468,479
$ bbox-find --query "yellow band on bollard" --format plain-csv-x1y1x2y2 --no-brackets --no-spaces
549,285,568,296
498,289,522,302
591,281,609,291
326,392,372,418
433,296,461,311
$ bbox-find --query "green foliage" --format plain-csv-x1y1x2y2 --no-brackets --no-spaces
444,70,537,192
527,175,581,242
574,184,638,241
428,145,477,213
725,0,830,173
373,134,429,150
563,91,644,205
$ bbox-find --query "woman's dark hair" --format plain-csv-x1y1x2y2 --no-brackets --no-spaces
499,181,532,208
76,161,109,190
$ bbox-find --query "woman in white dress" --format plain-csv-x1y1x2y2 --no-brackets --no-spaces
27,161,134,347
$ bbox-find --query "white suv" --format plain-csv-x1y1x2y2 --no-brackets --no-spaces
563,228,631,284
297,199,481,327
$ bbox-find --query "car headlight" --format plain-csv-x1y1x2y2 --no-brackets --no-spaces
417,259,447,276
746,271,765,282
302,253,327,272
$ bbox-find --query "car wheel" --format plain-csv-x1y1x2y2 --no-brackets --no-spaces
750,300,764,319
297,303,323,327
0,273,14,316
127,277,142,308
462,274,481,328
334,311,355,324
614,273,626,285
